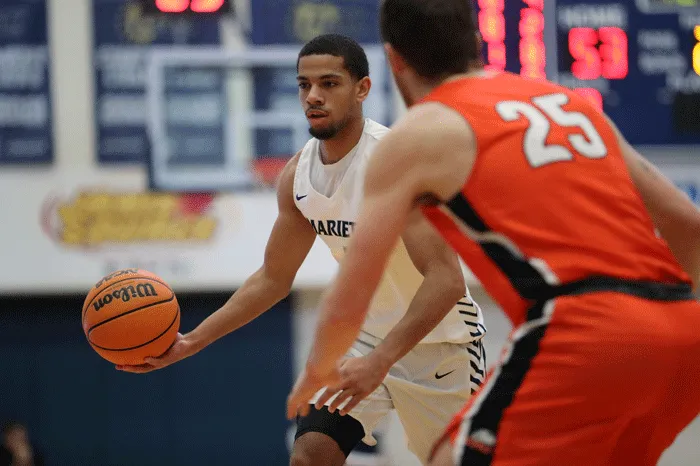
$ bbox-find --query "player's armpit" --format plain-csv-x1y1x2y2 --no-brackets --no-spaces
260,153,318,289
609,117,700,285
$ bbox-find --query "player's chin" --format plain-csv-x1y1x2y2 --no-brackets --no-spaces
308,122,337,140
308,116,331,128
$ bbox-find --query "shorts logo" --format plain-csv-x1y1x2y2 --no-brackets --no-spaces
466,428,496,455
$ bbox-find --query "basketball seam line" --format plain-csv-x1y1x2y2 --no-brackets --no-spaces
89,306,180,352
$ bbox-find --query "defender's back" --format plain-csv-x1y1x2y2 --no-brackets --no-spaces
420,72,691,324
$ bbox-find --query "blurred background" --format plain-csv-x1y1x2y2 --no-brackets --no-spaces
0,0,699,464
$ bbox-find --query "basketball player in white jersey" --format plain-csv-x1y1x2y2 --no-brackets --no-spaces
117,34,486,466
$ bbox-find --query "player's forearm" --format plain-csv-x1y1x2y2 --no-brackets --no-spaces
185,269,291,352
305,279,373,375
371,267,465,370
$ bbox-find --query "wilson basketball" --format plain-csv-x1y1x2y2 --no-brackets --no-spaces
82,269,180,366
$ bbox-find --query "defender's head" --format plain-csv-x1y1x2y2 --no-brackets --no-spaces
297,34,371,140
380,0,481,106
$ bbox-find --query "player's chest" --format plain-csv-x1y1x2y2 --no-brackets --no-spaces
298,190,361,247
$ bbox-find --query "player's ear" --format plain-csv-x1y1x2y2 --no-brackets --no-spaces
475,32,483,58
356,76,371,103
384,43,408,76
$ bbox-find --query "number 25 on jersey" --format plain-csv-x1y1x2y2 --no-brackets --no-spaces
496,93,608,168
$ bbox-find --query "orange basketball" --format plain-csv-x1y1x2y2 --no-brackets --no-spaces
82,268,180,366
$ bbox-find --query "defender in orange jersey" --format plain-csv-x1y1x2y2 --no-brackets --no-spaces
286,0,700,465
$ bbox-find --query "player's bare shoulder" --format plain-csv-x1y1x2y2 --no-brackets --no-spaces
276,150,303,208
371,102,476,201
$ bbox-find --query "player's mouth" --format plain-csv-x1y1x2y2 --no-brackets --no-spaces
306,110,329,120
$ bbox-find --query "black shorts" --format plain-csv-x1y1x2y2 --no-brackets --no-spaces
294,405,367,457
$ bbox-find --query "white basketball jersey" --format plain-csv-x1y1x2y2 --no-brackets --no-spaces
294,118,485,344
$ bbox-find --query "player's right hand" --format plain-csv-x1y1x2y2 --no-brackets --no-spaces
115,332,194,373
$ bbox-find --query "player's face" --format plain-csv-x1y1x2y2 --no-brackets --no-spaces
297,55,368,140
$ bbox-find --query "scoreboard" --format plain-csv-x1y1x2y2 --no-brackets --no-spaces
476,0,700,146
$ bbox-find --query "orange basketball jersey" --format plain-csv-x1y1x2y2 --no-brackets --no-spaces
420,72,691,325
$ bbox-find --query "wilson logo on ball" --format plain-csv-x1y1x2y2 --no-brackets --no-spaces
92,283,158,311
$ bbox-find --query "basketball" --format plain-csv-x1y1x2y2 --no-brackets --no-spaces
82,268,180,366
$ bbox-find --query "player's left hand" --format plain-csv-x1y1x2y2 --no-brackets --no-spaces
314,355,389,416
286,362,342,420
115,332,193,373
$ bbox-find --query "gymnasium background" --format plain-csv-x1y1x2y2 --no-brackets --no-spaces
0,0,698,464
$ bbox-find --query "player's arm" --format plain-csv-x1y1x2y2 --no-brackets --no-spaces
609,117,700,286
185,154,317,351
117,154,317,373
301,103,476,381
318,210,468,415
369,210,466,369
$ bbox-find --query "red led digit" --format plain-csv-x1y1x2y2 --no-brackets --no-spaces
519,7,544,36
479,9,506,42
599,27,628,79
487,43,506,70
574,88,603,110
155,0,190,12
519,5,546,80
569,28,602,80
523,0,544,9
520,39,546,79
190,0,224,12
478,0,506,71
478,0,504,9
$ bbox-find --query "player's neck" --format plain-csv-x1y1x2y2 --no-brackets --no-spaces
320,117,365,165
409,66,488,104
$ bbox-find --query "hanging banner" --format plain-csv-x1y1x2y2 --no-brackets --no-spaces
0,0,53,164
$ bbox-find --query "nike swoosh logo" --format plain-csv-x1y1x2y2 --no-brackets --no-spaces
295,194,308,201
435,370,455,380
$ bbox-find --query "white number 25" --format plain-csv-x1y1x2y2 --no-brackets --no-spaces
495,93,607,168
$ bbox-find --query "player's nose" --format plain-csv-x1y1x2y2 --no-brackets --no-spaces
306,84,324,105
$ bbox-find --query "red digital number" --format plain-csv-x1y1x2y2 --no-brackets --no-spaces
569,28,601,80
523,0,543,9
191,0,224,12
573,87,603,110
569,27,628,80
156,0,189,12
599,27,628,79
478,0,506,72
155,0,224,13
519,4,546,80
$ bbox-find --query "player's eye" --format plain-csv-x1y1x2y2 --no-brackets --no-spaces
298,82,309,90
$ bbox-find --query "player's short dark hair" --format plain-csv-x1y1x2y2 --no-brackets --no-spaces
297,34,370,81
380,0,480,79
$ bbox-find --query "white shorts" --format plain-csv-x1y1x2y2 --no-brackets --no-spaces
311,331,486,464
